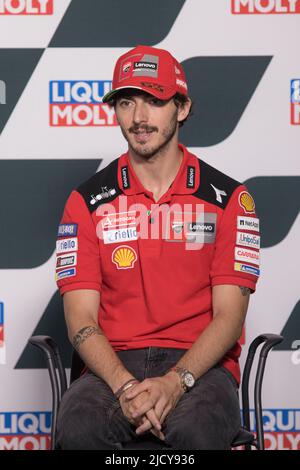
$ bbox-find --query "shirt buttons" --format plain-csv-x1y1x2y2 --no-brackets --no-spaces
149,217,155,224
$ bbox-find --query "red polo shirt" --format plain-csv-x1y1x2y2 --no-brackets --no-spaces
56,144,260,384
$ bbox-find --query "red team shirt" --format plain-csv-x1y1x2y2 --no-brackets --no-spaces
56,144,260,384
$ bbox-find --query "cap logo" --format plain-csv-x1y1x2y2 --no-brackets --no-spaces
140,82,164,93
176,78,187,90
122,62,132,74
132,54,159,78
134,61,157,71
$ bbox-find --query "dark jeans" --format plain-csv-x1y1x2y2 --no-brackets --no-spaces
56,347,241,450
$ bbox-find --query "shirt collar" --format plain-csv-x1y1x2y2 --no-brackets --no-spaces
117,143,200,197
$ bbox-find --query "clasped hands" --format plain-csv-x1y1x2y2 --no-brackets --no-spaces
119,373,184,440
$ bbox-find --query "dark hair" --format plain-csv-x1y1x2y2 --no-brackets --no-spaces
107,90,193,128
173,93,193,128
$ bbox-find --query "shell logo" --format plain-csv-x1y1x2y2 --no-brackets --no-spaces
112,245,137,269
239,191,255,214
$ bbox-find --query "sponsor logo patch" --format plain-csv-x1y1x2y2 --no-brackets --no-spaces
134,61,158,71
90,187,116,205
56,253,77,269
186,166,195,188
56,267,76,281
238,191,255,214
210,184,227,203
56,237,78,254
57,223,78,237
236,231,260,249
237,216,260,232
102,211,136,229
112,245,137,269
132,55,159,78
176,78,188,90
235,247,260,266
140,81,165,93
103,227,138,245
234,262,260,277
166,212,217,244
121,166,130,189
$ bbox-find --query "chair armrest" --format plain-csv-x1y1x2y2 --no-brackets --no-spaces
241,334,283,450
28,335,67,450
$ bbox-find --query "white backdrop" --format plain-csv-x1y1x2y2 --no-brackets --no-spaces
0,0,299,450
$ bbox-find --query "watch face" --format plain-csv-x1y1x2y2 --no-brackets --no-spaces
184,372,195,388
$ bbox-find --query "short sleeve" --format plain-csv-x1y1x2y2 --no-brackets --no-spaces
210,185,260,293
55,190,102,295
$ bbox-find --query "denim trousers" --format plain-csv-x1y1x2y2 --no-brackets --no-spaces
56,347,241,450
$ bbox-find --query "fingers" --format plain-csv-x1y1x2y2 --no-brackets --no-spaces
134,409,161,435
150,428,165,441
131,398,155,420
124,381,149,400
135,416,165,441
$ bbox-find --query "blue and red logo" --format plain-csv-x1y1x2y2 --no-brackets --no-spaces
0,302,5,365
0,0,53,15
234,409,300,450
0,412,51,450
231,0,300,14
49,81,118,127
291,79,300,125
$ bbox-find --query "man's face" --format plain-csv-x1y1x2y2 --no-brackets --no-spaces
114,90,180,159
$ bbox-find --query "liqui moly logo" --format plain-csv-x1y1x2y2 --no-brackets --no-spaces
0,412,51,450
231,0,300,13
0,0,53,14
247,409,300,450
49,81,117,127
0,302,5,365
291,79,300,125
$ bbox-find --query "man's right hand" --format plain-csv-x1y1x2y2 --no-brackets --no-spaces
119,388,165,441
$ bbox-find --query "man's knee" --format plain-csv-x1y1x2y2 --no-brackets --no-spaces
164,408,237,450
56,391,112,449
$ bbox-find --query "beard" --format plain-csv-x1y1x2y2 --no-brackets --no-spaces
120,109,178,159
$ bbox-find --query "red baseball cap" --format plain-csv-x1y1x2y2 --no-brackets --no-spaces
102,44,188,103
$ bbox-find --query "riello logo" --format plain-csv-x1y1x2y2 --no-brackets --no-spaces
49,81,118,127
231,0,300,14
0,0,53,15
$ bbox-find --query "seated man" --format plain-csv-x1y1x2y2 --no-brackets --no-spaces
55,44,260,450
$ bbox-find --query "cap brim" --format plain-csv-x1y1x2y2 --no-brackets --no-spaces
102,85,176,103
102,86,144,103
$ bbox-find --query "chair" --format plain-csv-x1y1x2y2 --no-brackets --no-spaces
28,333,283,450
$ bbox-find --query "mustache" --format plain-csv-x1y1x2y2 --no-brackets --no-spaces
128,125,158,133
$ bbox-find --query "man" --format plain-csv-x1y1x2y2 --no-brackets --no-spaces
55,45,260,450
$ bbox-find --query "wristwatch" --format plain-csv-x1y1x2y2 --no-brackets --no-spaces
169,366,195,392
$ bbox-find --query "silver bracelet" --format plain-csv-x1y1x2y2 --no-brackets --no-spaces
114,379,138,399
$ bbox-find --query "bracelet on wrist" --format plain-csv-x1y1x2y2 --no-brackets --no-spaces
114,379,138,399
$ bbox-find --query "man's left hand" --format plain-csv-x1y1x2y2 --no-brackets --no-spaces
123,372,184,435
